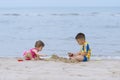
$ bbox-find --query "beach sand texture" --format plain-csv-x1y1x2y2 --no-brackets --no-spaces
0,57,120,80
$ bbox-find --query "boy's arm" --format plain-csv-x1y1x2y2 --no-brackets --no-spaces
80,52,87,56
76,52,82,55
68,52,81,57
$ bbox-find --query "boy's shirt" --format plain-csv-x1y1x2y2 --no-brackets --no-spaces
81,42,91,60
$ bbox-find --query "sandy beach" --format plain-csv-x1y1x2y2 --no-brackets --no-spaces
0,57,120,80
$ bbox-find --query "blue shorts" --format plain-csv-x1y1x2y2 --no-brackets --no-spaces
83,56,88,62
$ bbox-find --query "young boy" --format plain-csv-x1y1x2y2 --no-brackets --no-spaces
68,33,91,62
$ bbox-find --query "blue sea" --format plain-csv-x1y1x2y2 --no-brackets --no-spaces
0,7,120,59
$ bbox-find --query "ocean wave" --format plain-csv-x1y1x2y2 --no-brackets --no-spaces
51,13,80,16
104,25,120,28
110,13,120,16
3,13,20,16
1,12,120,17
91,55,120,60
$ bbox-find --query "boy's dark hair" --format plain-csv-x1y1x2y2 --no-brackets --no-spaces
35,40,45,48
75,33,85,40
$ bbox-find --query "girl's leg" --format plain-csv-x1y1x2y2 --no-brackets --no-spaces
24,52,33,60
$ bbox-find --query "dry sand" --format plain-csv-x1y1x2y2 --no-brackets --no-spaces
0,57,120,80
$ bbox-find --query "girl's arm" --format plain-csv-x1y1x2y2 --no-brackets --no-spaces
38,54,47,57
33,49,47,57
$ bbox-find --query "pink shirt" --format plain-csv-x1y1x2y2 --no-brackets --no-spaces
23,48,38,59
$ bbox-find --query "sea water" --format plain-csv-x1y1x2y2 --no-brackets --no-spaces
0,7,120,59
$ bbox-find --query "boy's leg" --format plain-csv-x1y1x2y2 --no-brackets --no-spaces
70,55,84,62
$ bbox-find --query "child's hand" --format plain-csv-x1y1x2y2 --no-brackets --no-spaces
43,54,48,57
68,52,74,57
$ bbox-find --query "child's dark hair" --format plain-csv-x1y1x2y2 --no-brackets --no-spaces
75,33,85,40
35,40,45,48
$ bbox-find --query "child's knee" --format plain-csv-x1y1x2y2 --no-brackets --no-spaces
25,53,32,58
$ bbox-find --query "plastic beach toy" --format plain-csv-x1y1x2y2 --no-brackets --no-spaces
17,59,23,62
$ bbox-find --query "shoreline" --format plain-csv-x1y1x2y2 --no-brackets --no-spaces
1,55,120,60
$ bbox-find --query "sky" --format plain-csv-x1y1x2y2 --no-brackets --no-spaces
0,0,119,7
